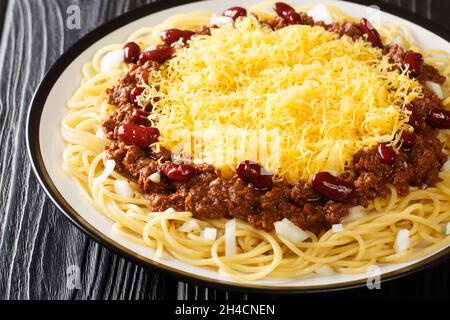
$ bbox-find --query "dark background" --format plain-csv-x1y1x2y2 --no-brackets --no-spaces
0,0,448,300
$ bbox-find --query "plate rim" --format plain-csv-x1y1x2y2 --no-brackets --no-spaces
26,0,450,294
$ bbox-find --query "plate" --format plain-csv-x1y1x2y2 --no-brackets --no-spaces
27,0,450,293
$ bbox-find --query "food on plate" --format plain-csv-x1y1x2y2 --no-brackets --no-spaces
62,2,450,281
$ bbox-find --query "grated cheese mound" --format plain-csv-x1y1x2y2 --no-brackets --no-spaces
141,16,422,183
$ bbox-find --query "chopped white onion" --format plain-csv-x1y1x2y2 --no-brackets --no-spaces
225,218,237,256
388,36,402,46
200,227,217,240
332,224,344,233
95,127,106,139
113,180,133,198
394,229,410,254
442,157,450,172
315,265,335,276
274,218,309,244
210,14,234,27
164,208,176,213
343,206,366,223
93,160,115,185
149,172,161,183
425,81,444,99
100,50,124,73
179,220,201,233
307,4,334,24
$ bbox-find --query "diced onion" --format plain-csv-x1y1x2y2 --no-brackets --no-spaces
200,227,217,240
225,218,236,256
100,50,124,73
113,180,133,198
95,127,106,139
210,14,234,27
425,81,444,99
332,224,343,233
315,265,335,276
179,220,201,233
307,4,334,24
164,208,176,213
441,156,450,172
343,206,366,223
93,160,115,185
274,218,309,244
394,229,410,254
149,172,161,183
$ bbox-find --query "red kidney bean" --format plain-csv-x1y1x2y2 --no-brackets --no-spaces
138,45,173,64
403,103,420,130
161,29,195,46
236,160,273,189
132,108,150,126
162,162,196,182
311,172,356,203
223,6,247,20
403,51,423,77
376,142,395,165
118,121,160,147
398,131,416,150
273,2,301,25
129,87,144,107
427,108,450,129
360,18,383,48
123,42,141,63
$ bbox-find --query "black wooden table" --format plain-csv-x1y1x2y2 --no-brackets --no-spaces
0,0,449,300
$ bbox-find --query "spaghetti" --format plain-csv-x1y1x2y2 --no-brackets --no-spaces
62,2,450,281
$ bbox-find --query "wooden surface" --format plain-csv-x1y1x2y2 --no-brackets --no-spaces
0,0,449,300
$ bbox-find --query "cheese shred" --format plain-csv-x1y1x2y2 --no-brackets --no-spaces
141,16,422,182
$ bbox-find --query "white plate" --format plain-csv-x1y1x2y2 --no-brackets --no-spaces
27,0,450,292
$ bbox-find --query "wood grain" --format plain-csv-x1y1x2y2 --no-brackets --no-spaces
0,0,448,300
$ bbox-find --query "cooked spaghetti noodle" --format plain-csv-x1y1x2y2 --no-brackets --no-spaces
62,2,450,281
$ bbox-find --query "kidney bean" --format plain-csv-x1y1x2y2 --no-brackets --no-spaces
311,172,356,203
403,51,423,77
129,87,144,107
236,160,273,189
376,142,395,165
273,2,301,25
138,45,173,64
123,42,141,63
427,108,450,129
360,18,383,48
161,29,195,46
132,108,150,126
223,7,247,20
403,103,421,130
118,121,160,147
162,162,196,182
398,131,416,150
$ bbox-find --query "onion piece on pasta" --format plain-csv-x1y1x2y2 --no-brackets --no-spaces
100,50,124,73
307,4,334,24
274,218,309,244
343,206,366,223
113,180,133,198
179,220,201,233
201,227,217,240
394,229,410,253
93,160,115,185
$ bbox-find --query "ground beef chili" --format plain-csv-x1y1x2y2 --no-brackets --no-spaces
100,8,448,233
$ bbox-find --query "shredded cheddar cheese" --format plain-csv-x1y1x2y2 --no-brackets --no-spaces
140,16,422,183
